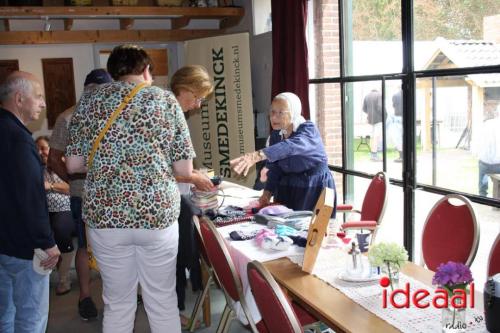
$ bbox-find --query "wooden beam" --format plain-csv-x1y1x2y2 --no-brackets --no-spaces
219,15,242,29
119,18,134,30
171,16,190,29
63,18,73,31
2,19,9,32
0,29,222,44
0,6,244,18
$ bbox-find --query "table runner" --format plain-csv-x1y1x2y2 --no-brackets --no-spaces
288,249,487,333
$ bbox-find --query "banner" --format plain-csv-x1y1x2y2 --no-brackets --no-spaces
185,32,256,188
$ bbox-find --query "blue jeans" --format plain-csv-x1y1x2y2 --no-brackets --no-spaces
0,254,49,333
478,160,500,196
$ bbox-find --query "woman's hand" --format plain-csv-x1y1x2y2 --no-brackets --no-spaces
258,190,272,207
191,171,214,192
230,151,265,177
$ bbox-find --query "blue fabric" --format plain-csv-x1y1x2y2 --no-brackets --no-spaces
0,108,55,260
478,160,500,196
0,254,50,333
263,121,336,213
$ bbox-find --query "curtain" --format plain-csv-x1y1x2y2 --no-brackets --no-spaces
271,0,310,119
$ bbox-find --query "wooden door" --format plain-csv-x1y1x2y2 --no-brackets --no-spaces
0,60,19,84
42,58,76,128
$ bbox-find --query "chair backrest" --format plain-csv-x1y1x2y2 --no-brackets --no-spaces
247,261,302,333
421,194,480,272
192,216,211,267
198,218,243,302
488,233,500,278
360,171,388,225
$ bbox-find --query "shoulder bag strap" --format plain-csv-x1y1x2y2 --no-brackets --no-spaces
87,82,148,169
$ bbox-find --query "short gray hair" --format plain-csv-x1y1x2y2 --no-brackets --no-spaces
0,76,33,104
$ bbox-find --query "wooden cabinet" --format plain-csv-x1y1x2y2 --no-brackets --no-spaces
0,6,244,44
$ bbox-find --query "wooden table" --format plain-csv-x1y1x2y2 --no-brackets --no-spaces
264,258,484,333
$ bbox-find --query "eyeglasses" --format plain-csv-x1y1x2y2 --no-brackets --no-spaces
269,109,289,118
191,91,206,104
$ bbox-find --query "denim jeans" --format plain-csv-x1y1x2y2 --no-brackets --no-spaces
0,254,49,333
478,160,500,196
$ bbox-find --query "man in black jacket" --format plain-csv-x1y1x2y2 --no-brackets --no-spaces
0,71,60,333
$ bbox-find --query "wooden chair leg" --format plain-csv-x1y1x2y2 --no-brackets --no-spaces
189,273,213,331
201,263,211,327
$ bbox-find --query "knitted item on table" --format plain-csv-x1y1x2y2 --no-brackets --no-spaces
229,230,260,241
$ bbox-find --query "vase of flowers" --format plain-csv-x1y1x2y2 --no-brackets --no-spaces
432,261,473,333
368,242,408,291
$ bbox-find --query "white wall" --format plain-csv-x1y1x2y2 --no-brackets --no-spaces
0,44,95,137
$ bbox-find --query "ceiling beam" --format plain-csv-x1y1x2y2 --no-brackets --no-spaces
2,19,9,32
171,16,190,29
64,18,73,31
119,18,134,30
0,6,244,18
0,29,223,44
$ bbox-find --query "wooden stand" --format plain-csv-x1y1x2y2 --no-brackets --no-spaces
302,187,335,273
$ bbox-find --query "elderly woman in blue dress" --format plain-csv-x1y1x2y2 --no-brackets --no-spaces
230,92,336,212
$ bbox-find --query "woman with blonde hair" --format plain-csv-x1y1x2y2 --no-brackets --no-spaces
170,65,214,328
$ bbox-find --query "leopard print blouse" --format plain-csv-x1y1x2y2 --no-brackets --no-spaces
67,81,195,229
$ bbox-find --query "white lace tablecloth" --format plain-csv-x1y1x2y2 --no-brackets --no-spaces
288,249,487,333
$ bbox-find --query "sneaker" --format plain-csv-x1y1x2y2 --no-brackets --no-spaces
78,297,98,321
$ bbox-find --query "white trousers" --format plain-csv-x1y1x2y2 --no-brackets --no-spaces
89,223,180,333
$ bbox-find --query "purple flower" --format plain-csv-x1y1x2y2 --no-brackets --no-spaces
432,261,473,287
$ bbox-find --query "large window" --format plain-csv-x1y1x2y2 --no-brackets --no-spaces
307,0,500,285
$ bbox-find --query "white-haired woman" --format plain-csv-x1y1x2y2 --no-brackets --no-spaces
230,92,336,212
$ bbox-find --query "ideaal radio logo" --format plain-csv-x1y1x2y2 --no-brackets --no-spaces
378,261,485,330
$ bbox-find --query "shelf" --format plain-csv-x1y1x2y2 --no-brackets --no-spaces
0,6,244,44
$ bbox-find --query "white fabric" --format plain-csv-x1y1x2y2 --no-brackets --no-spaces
274,92,306,134
288,248,487,333
217,222,305,325
89,223,180,333
477,117,500,164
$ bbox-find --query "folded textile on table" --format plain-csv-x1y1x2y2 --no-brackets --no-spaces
229,230,260,241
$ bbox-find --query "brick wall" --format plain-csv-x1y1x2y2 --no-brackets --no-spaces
312,0,343,201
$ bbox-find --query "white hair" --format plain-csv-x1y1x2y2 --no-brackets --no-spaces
0,76,33,103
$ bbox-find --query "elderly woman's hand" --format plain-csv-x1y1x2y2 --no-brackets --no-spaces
258,190,272,207
230,151,266,177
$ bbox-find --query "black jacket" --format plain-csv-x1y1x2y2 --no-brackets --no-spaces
0,108,55,260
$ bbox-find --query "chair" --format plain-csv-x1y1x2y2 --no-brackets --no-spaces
198,218,258,333
247,260,320,333
488,233,500,277
187,216,216,331
420,194,480,272
338,171,388,246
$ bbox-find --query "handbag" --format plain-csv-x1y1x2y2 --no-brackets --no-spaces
85,82,148,271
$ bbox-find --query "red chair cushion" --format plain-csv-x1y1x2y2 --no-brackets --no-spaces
248,267,302,333
422,200,476,272
337,204,353,211
342,220,377,229
360,175,386,221
199,221,241,301
488,235,500,277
